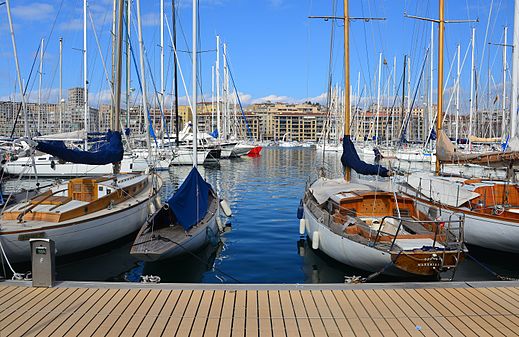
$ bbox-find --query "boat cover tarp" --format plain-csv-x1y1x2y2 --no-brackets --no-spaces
309,178,374,205
35,130,124,165
167,166,212,231
340,135,390,177
403,173,479,207
437,130,519,166
34,130,87,141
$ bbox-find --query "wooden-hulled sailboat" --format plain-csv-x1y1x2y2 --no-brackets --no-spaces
130,0,224,262
0,0,162,264
300,0,465,278
397,0,519,254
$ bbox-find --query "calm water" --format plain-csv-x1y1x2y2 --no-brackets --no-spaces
5,147,519,283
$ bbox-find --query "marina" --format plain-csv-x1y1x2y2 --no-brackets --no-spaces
1,0,519,335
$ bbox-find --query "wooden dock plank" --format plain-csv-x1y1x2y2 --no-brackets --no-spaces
231,290,246,337
146,289,182,337
279,290,301,337
2,287,77,336
190,290,214,337
0,284,518,337
117,288,162,337
289,290,314,337
245,290,259,337
258,290,273,337
161,289,193,337
203,290,225,337
21,287,95,337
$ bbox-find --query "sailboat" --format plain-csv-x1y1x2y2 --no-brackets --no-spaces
130,0,226,261
0,0,162,264
397,0,519,254
300,0,465,278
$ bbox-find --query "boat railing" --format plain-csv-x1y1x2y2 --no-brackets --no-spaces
370,215,465,252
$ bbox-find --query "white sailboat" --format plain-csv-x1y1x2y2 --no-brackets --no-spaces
131,0,225,261
0,0,162,263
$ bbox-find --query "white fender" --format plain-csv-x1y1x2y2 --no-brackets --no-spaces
220,199,232,217
299,219,306,235
312,232,319,250
216,217,224,232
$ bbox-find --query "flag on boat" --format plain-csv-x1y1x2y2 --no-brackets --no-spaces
166,166,213,231
35,130,124,165
340,135,390,177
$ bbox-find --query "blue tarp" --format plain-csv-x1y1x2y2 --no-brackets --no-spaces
340,135,390,177
166,167,213,231
36,130,124,165
210,129,219,138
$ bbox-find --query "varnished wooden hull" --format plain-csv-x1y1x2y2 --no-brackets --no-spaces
391,251,463,276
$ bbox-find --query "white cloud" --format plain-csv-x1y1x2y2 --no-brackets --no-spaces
12,3,54,22
251,94,292,104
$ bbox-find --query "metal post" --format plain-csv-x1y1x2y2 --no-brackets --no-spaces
344,0,351,182
436,0,445,175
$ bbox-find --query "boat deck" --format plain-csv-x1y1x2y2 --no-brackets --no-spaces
0,281,518,336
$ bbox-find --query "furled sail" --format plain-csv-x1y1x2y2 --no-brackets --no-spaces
35,130,124,165
340,135,390,177
166,166,212,231
436,130,519,167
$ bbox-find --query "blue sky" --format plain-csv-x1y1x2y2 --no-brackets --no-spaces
0,0,514,109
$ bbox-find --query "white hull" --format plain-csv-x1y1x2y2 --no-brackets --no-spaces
303,205,405,277
4,154,148,177
414,199,519,253
231,144,254,157
171,148,210,165
0,175,162,263
396,151,436,163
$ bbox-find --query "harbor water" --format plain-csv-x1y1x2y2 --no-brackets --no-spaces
4,147,519,283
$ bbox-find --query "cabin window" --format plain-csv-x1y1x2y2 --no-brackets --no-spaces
99,186,104,192
38,157,46,161
106,189,111,194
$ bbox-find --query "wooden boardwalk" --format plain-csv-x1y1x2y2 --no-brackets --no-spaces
0,281,519,336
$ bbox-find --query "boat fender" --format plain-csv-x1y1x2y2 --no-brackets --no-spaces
312,232,319,250
220,199,232,217
297,200,304,219
299,219,306,235
216,217,224,232
224,222,232,232
297,239,305,256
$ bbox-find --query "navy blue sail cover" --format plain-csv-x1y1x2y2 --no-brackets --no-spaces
340,135,390,177
36,130,124,165
167,166,213,231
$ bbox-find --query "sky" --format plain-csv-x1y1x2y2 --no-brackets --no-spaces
0,0,515,110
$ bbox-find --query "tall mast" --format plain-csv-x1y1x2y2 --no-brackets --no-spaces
455,43,460,141
343,0,351,181
136,0,151,154
429,22,434,143
114,0,124,132
435,0,445,174
172,0,179,146
502,26,508,138
512,0,519,138
83,0,89,148
192,0,198,167
111,0,117,124
216,35,221,140
211,65,215,130
126,0,131,128
375,53,382,144
59,37,63,133
223,42,228,140
38,38,43,133
160,0,165,142
469,27,475,145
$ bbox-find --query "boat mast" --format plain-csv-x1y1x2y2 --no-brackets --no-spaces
192,0,198,167
429,23,434,144
502,26,508,138
160,0,165,145
435,0,445,174
469,27,475,147
512,0,519,138
126,0,131,128
375,52,382,144
136,0,152,155
343,0,351,182
216,35,221,140
223,42,228,140
83,0,89,149
59,37,63,133
455,43,460,141
38,38,43,133
173,0,179,147
113,0,124,174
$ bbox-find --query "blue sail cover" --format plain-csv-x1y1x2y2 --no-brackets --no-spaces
167,167,213,231
36,130,124,165
340,135,390,177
